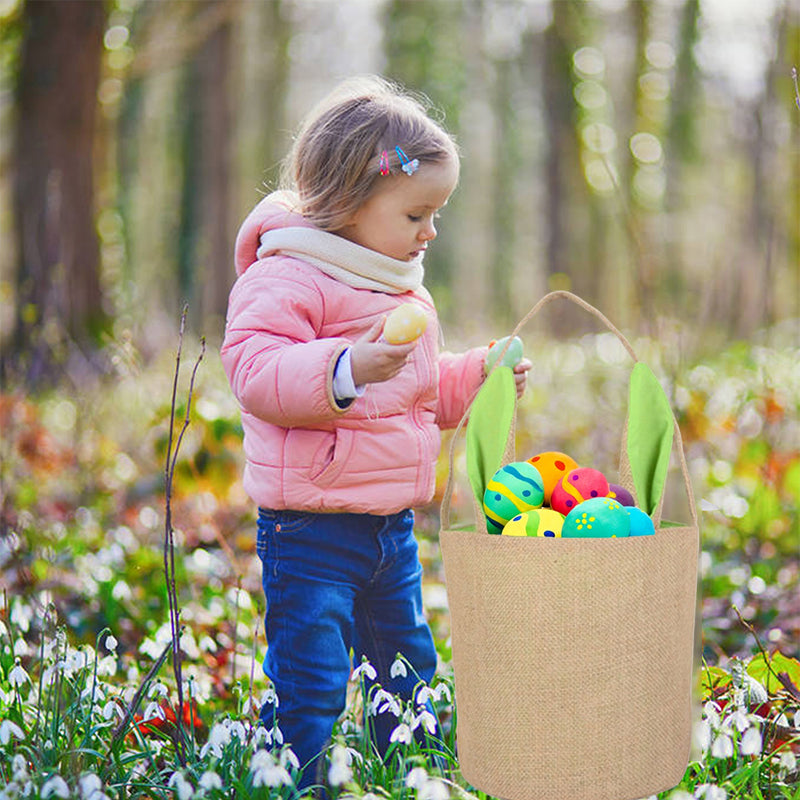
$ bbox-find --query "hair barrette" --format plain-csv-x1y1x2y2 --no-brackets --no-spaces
379,150,390,176
395,146,419,176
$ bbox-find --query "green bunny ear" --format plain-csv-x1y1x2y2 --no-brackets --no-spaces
466,366,516,506
627,362,674,515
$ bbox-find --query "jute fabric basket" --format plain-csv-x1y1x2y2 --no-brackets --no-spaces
439,292,700,800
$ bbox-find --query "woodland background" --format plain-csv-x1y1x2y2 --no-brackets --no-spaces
0,1,799,797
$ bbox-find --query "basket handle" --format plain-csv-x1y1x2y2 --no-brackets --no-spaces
440,291,698,532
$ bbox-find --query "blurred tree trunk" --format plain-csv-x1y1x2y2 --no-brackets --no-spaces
9,0,108,384
383,0,467,312
541,1,579,331
177,3,234,325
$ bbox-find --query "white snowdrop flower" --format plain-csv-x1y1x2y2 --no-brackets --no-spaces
794,710,800,728
740,726,762,756
694,720,711,753
101,701,124,721
431,681,452,703
711,733,734,759
200,721,232,759
168,772,194,800
413,710,437,735
415,686,435,706
702,701,721,728
0,720,25,745
260,686,278,707
182,677,197,698
138,638,161,659
0,620,7,638
81,684,105,703
198,771,223,793
41,776,70,799
352,660,377,682
390,657,408,679
11,754,29,782
695,785,727,800
8,660,30,688
104,636,118,653
78,773,103,799
390,723,413,745
10,602,32,633
406,767,429,790
97,656,117,677
744,675,768,705
280,747,301,771
252,726,272,748
775,712,789,727
148,681,168,699
726,709,750,733
13,639,31,658
375,691,402,718
271,724,284,745
328,744,352,787
143,702,165,722
419,776,450,800
777,750,797,775
228,720,247,741
251,750,292,788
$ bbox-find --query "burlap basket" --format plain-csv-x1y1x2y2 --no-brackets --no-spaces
439,292,699,800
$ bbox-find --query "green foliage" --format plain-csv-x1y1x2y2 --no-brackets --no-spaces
1,328,798,797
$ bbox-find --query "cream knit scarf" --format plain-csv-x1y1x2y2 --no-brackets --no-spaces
256,193,424,295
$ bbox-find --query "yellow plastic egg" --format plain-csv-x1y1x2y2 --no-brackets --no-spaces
383,302,428,344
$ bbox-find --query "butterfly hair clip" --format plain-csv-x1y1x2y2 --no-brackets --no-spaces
395,146,419,176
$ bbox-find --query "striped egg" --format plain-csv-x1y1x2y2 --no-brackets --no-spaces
550,467,610,516
502,508,565,537
483,462,545,534
562,497,631,538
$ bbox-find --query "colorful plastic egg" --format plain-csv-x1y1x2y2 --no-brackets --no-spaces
626,506,655,536
550,467,610,516
562,497,631,538
527,451,579,504
483,462,545,534
485,335,524,373
383,302,428,344
608,483,636,507
502,508,565,537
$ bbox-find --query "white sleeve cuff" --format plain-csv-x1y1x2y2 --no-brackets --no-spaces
333,347,366,402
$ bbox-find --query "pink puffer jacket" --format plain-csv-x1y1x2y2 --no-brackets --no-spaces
221,196,487,514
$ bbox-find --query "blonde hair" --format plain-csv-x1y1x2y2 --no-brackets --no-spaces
282,76,459,231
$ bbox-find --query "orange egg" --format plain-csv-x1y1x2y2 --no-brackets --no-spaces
526,451,579,504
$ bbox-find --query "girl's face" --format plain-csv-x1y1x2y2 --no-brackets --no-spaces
337,157,459,262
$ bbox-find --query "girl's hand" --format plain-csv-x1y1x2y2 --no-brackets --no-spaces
350,318,417,386
513,358,532,398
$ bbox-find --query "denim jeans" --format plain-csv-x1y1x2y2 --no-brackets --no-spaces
256,508,439,792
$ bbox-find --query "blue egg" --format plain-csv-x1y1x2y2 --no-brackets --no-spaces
627,506,655,536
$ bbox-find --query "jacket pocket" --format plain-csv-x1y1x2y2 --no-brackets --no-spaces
308,427,355,487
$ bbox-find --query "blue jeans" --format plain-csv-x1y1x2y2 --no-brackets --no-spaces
256,508,439,792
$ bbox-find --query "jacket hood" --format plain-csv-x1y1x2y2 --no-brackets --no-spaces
234,190,315,277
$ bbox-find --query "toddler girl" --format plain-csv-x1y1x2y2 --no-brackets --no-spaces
221,75,530,793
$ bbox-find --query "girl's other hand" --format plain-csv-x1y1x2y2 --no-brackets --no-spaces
513,358,532,398
350,318,417,386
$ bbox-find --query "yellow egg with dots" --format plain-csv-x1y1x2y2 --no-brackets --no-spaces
383,302,428,344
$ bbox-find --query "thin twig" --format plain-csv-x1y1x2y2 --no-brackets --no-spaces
791,66,800,111
163,306,205,766
103,639,172,763
731,604,784,691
